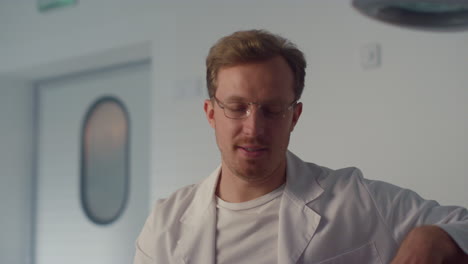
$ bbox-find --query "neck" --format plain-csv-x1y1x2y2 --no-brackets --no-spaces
216,160,287,203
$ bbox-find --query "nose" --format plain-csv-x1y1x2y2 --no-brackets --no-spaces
242,106,266,136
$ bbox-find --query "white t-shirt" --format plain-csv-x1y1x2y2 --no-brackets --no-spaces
215,185,285,264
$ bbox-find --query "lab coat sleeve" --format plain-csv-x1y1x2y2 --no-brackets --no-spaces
357,169,468,254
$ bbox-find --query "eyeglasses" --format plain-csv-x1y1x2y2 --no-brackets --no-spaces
212,95,298,120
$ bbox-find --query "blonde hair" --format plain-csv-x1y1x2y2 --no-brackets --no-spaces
206,29,306,100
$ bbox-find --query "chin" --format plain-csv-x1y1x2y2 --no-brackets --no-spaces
235,164,274,180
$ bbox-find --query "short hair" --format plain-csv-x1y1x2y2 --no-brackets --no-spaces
206,29,307,101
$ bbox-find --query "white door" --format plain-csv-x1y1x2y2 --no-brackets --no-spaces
35,61,151,264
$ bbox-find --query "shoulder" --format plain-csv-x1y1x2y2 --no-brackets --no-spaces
144,184,198,239
158,183,198,208
146,166,220,233
287,151,363,186
148,183,199,232
309,162,365,190
134,182,203,260
313,164,395,199
286,151,367,196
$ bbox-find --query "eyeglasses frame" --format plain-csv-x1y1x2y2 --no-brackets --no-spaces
211,95,299,120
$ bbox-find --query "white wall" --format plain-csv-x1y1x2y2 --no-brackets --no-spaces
152,2,468,206
0,79,34,264
1,1,467,263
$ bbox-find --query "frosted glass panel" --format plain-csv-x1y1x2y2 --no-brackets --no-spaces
81,97,129,225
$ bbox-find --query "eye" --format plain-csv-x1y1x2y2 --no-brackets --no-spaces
226,103,248,112
263,104,283,114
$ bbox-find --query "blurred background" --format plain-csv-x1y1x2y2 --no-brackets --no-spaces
1,1,467,263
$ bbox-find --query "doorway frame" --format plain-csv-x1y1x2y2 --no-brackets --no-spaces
3,41,152,264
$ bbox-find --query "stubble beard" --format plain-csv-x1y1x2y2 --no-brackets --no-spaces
216,129,291,184
229,158,270,182
219,144,287,184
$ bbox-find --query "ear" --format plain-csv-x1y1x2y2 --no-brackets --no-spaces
204,99,216,129
290,102,302,132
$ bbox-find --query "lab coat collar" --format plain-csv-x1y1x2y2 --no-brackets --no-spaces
177,151,324,264
278,151,324,263
180,165,220,225
177,166,220,264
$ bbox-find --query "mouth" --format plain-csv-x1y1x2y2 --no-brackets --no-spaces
237,145,268,157
239,146,266,152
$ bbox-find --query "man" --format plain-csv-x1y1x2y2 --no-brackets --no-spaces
134,30,468,263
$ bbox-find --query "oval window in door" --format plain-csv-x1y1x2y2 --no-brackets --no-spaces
81,96,130,225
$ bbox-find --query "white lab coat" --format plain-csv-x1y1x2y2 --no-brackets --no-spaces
134,151,468,264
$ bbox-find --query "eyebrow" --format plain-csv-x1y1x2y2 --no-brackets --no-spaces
223,95,247,103
223,95,288,104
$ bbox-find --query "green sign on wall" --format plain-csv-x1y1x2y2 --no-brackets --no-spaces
38,0,76,12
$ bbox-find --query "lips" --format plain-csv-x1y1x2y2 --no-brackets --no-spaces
237,145,268,158
239,146,267,152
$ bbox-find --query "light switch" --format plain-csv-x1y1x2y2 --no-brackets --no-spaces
360,43,381,69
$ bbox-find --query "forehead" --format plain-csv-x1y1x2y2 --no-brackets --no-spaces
216,56,295,102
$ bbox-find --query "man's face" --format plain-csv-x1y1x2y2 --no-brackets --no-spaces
204,56,302,181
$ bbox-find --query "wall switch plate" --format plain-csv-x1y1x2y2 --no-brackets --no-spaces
360,43,381,69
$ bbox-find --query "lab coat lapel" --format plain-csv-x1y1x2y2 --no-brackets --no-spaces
278,152,324,263
174,167,220,264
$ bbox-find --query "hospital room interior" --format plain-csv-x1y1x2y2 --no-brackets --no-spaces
1,1,467,263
